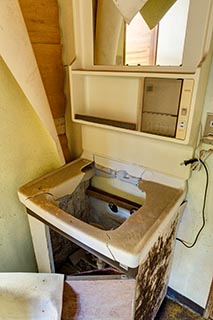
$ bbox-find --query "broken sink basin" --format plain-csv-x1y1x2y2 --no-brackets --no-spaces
18,158,186,269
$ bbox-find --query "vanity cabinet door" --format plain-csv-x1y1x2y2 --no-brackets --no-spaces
62,277,136,320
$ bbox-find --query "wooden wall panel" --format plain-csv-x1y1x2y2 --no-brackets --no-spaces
19,0,71,162
204,278,213,318
32,43,66,119
19,0,60,44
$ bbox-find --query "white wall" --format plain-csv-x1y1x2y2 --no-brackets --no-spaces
169,53,213,308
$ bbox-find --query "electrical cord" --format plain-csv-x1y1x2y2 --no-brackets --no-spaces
177,159,209,248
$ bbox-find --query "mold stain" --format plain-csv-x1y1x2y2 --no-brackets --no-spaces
134,218,178,320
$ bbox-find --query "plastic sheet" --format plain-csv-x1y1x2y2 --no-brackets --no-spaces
0,273,64,320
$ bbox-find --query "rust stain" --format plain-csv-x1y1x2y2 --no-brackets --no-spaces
134,218,178,320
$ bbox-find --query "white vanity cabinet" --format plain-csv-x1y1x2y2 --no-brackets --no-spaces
70,70,198,144
18,158,187,320
71,0,213,72
70,0,213,148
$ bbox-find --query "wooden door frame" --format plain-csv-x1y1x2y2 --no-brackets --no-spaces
204,278,213,318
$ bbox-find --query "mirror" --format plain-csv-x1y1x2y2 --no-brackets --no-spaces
94,0,190,66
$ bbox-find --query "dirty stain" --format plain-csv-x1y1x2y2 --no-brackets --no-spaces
134,217,178,320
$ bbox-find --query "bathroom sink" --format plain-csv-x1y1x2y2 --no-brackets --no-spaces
18,157,186,269
56,163,144,231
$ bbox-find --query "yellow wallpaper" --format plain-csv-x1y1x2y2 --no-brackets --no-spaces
0,56,61,271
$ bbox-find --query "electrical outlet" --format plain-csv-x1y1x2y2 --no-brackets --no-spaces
203,113,213,137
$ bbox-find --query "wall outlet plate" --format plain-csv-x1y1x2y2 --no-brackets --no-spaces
203,112,213,137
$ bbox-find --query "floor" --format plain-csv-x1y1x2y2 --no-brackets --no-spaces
156,297,204,320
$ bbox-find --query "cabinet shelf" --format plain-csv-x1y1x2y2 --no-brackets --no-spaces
75,114,136,130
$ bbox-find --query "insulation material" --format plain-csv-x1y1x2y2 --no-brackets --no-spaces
95,0,123,65
112,0,177,28
140,0,177,29
112,0,148,23
0,273,64,320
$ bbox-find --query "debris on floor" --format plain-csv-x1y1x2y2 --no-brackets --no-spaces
155,297,204,320
59,249,102,275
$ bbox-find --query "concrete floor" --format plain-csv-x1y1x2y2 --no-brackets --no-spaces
156,297,204,320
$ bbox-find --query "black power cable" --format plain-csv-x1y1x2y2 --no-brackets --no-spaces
176,159,209,248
